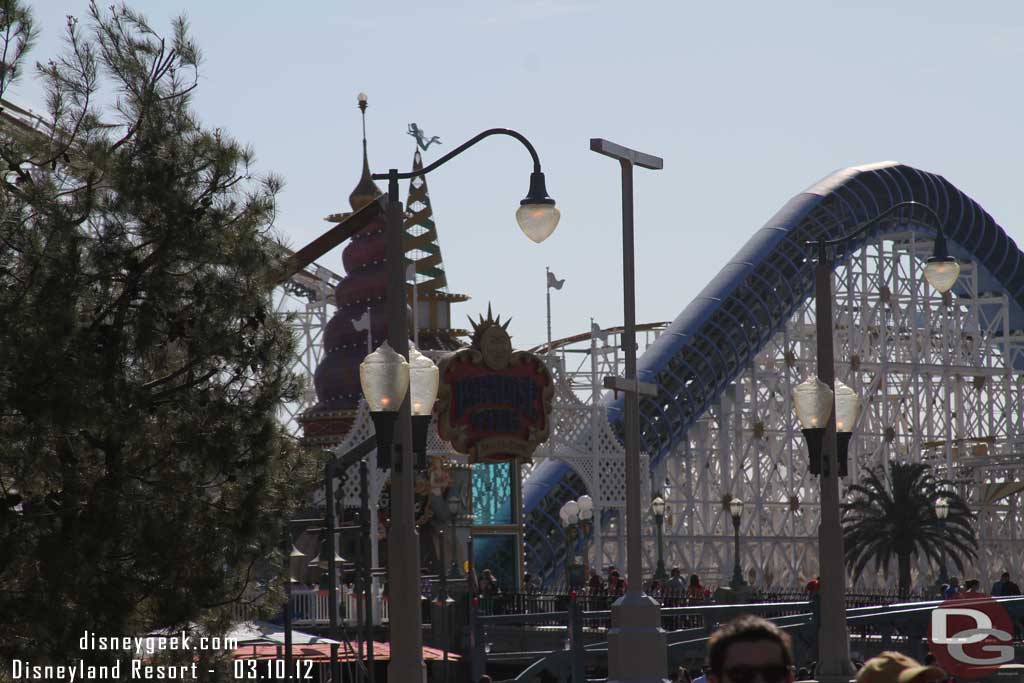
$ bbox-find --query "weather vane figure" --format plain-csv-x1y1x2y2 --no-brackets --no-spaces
407,123,442,151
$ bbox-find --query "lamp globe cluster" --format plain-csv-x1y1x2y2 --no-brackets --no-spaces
359,341,440,469
560,495,593,527
792,376,861,477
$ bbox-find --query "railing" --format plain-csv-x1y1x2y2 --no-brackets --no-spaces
288,586,388,626
472,588,928,620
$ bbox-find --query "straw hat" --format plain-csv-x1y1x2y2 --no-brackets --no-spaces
855,652,946,683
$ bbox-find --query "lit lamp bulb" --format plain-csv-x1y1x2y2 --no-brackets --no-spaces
360,342,409,468
793,376,833,476
408,344,439,417
834,380,860,433
408,344,439,470
792,376,833,429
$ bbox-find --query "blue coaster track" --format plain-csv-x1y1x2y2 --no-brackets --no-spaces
520,161,1024,588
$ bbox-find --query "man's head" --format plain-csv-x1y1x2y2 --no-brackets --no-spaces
964,578,980,591
1001,571,1011,582
707,615,794,683
671,567,682,578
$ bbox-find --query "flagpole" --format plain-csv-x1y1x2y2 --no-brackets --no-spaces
366,308,372,355
546,266,552,350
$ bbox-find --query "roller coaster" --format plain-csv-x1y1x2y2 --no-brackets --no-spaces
10,94,1018,592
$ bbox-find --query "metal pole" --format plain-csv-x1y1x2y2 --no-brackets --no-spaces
325,459,341,683
385,170,426,682
731,517,744,589
360,459,375,683
813,248,853,683
654,515,666,581
620,159,642,601
439,528,449,681
569,590,585,682
591,137,667,683
938,520,949,586
546,266,552,349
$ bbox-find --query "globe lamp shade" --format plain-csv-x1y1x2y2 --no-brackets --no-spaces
834,380,860,433
561,500,579,525
650,496,666,519
359,342,409,412
577,495,594,515
924,231,959,294
516,171,560,243
924,258,960,294
408,344,439,416
935,497,950,520
792,376,834,429
729,497,744,521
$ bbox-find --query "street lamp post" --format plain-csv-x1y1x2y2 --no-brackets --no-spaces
936,498,950,587
361,112,559,682
560,495,593,683
729,498,745,590
651,496,667,583
590,137,667,683
793,200,959,683
447,494,461,579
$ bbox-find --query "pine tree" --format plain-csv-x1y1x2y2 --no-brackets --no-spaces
0,1,317,663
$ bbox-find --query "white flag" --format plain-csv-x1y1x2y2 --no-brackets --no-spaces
352,309,370,332
591,321,609,344
547,270,565,290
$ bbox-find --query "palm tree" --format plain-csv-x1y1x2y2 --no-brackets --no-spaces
842,460,977,596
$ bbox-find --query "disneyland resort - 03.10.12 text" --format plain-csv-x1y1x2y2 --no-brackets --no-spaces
3,630,316,681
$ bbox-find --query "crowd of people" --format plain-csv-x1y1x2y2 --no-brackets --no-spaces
468,569,1024,682
939,570,1021,599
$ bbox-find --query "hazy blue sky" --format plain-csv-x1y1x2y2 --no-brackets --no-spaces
14,1,1024,350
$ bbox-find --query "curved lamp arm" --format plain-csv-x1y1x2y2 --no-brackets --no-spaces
807,199,960,293
807,200,948,260
372,128,542,183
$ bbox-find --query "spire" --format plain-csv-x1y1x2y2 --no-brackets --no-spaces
404,128,448,293
348,92,382,211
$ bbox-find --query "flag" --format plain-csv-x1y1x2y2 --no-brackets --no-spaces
406,263,417,283
352,309,370,332
591,321,609,344
547,270,565,290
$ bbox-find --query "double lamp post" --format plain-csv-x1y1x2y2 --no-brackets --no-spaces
791,200,959,683
357,99,561,682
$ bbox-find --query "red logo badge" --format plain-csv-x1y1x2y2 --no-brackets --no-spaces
928,595,1015,679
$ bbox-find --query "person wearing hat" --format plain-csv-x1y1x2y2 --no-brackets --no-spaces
856,651,946,683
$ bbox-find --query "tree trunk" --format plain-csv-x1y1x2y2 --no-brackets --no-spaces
898,552,912,597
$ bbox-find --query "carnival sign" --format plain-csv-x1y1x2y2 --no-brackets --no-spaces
437,308,554,463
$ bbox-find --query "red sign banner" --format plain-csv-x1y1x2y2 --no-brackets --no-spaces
436,348,553,463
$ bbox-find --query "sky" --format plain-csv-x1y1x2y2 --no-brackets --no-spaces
12,0,1024,351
